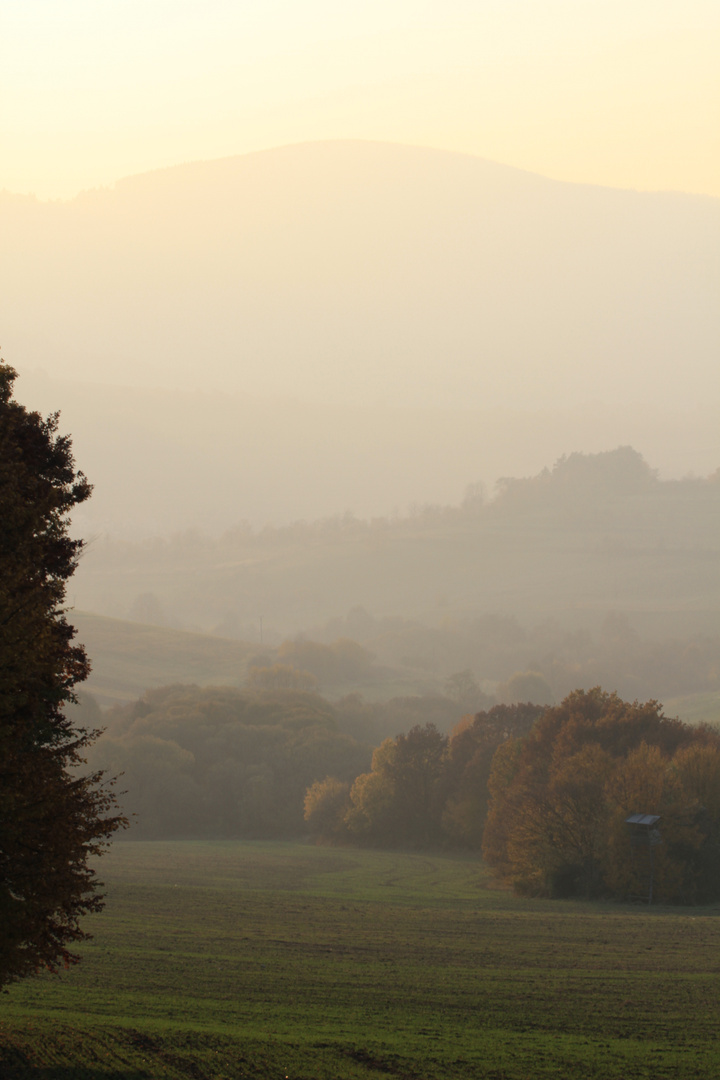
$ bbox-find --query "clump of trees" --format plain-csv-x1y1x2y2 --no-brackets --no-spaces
305,690,720,904
276,638,375,686
483,689,720,903
88,684,371,838
0,360,124,987
304,704,544,850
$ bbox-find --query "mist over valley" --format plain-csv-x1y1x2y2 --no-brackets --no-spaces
5,6,720,1073
7,141,719,542
6,140,718,412
4,143,717,731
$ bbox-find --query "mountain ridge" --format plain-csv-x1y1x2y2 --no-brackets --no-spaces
10,140,719,206
3,138,717,411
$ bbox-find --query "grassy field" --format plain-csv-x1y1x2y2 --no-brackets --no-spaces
2,841,720,1079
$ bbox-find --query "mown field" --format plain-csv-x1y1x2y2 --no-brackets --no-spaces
2,841,720,1079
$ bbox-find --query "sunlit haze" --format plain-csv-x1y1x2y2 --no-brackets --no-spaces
2,0,719,550
3,0,719,200
4,7,720,1070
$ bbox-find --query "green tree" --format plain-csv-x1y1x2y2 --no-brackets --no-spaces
0,360,125,986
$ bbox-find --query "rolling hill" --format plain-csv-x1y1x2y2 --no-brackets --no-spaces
4,141,718,537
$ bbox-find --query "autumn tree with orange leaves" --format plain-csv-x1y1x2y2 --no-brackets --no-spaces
482,688,720,902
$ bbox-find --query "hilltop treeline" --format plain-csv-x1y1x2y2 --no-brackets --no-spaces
88,447,720,557
76,447,720,648
72,446,720,726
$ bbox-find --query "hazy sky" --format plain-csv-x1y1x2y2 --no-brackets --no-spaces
3,0,718,200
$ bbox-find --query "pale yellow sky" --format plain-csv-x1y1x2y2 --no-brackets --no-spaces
3,0,719,200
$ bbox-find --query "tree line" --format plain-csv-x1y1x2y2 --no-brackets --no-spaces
87,446,720,559
85,676,720,903
77,445,719,668
307,689,720,903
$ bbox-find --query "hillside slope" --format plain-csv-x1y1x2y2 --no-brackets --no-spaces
73,612,256,706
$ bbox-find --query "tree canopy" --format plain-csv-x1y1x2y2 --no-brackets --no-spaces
88,684,370,838
305,704,545,850
0,361,124,986
302,690,720,904
482,689,720,902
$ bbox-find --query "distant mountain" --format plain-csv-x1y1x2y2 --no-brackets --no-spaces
3,140,718,412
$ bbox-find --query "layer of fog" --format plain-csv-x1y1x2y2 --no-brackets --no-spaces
3,140,718,417
14,370,720,538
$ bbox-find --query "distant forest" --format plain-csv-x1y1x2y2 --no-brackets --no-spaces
86,445,719,558
240,615,719,717
76,448,720,710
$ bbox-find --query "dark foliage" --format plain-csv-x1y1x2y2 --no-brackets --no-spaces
442,703,545,847
0,361,125,986
89,684,371,838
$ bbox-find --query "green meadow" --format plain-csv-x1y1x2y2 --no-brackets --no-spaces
2,841,720,1079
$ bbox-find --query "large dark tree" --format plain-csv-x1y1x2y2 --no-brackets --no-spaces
0,360,124,986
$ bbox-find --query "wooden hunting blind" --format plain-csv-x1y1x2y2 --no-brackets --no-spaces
625,813,662,903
